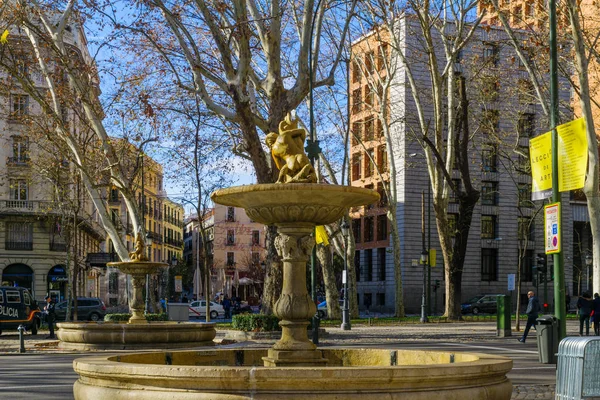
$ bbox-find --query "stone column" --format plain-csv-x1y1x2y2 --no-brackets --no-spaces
128,274,147,324
263,225,327,367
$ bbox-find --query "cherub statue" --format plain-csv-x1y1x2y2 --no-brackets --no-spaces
265,113,316,184
129,231,149,262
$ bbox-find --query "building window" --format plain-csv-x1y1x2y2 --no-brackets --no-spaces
352,88,362,113
10,94,29,118
251,252,260,266
516,145,530,173
226,229,235,246
518,79,535,104
377,145,387,173
364,293,372,309
365,149,375,178
521,250,534,281
365,51,375,74
226,207,235,222
377,182,388,207
111,209,119,225
518,183,533,207
10,136,29,164
480,110,499,135
483,43,499,66
364,248,373,281
355,251,361,282
364,117,375,141
376,118,384,138
481,248,498,281
109,272,119,293
517,113,535,138
6,222,33,250
377,247,386,281
251,230,260,246
365,85,375,107
9,179,28,201
518,217,535,241
449,179,461,203
481,215,497,239
376,292,386,306
481,181,498,205
351,121,361,146
482,144,498,172
352,154,361,181
352,60,360,83
364,216,374,242
226,252,235,266
376,214,388,241
378,43,388,70
448,213,458,238
352,218,361,243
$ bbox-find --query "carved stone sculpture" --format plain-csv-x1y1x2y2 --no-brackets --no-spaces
129,231,148,262
265,113,317,184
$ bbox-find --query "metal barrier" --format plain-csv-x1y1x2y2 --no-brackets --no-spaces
556,336,600,399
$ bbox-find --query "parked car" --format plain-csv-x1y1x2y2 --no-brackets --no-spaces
188,300,224,319
317,300,345,319
54,297,106,321
461,294,504,315
0,286,41,335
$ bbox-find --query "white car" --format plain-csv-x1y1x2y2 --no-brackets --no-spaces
188,300,224,319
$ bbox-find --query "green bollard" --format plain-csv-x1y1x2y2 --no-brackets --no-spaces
496,295,511,337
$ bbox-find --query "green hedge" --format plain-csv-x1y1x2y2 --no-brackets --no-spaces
104,313,168,322
232,314,280,332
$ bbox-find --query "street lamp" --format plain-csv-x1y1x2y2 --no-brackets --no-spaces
420,250,428,323
144,232,152,314
585,253,593,292
340,220,351,331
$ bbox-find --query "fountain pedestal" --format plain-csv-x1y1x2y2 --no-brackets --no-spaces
263,224,326,366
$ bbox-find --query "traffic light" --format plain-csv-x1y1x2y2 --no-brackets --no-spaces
543,302,549,311
536,253,547,274
433,280,440,292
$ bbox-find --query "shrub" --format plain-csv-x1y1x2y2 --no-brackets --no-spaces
104,313,168,322
232,314,280,332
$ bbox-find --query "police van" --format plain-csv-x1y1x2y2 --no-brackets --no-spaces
0,286,41,335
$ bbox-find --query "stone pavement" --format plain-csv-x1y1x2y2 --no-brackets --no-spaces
0,319,586,399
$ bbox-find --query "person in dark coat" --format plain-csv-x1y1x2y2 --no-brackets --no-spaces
519,291,541,343
182,294,189,303
44,296,56,339
592,293,600,336
223,295,232,319
578,292,594,336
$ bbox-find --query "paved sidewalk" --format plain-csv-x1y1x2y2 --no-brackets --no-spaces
0,320,586,399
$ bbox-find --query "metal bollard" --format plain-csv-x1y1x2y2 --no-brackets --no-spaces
17,325,26,353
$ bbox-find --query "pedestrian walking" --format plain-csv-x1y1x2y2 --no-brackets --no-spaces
578,292,593,336
566,293,571,314
593,293,600,336
182,294,189,303
223,295,232,319
519,291,541,343
44,296,56,339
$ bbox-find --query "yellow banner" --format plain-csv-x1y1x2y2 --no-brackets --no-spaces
315,225,329,246
429,249,436,267
529,131,552,194
558,118,587,192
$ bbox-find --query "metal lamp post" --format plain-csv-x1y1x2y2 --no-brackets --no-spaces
144,232,152,314
420,250,428,323
585,253,593,292
340,221,351,330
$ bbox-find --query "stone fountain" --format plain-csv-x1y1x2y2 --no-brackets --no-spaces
71,114,512,398
57,233,216,350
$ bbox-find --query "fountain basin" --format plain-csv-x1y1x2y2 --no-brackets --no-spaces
212,183,379,225
73,348,512,399
57,321,216,350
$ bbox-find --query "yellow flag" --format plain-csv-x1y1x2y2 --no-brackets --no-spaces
315,225,329,246
0,30,8,44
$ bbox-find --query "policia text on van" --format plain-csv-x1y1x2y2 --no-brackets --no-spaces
0,286,41,335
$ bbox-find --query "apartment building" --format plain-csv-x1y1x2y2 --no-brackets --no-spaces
350,19,574,314
0,22,105,302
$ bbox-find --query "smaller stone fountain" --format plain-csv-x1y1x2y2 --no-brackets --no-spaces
57,233,216,350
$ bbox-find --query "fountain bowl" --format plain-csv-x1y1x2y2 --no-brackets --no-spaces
73,347,512,399
211,183,379,225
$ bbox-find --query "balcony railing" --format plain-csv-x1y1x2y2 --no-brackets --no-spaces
6,241,33,250
7,156,30,166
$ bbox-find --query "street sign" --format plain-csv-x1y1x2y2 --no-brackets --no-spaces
174,275,182,292
507,274,515,291
544,202,561,254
